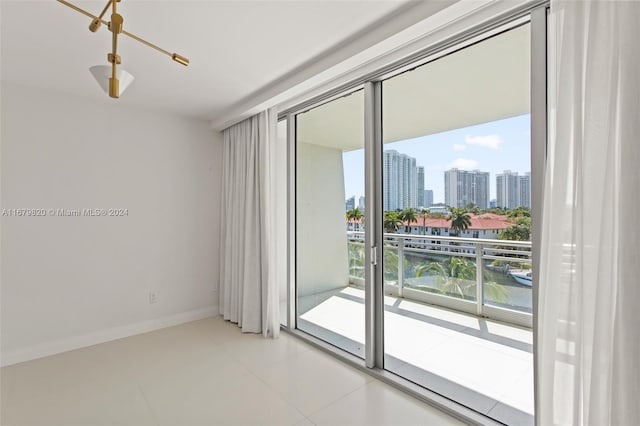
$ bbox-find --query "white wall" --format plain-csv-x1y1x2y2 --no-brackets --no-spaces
296,142,349,298
0,83,223,366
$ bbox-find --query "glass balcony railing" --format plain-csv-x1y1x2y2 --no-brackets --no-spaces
347,231,532,326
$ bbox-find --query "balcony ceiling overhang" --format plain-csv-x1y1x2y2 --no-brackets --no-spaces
297,24,530,151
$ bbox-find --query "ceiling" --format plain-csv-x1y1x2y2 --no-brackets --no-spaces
0,0,423,123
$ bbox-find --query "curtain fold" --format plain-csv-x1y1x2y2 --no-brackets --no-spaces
538,1,640,425
219,109,281,337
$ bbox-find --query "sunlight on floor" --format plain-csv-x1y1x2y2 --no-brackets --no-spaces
298,286,534,423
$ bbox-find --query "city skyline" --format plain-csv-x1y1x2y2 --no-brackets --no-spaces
347,168,530,211
342,113,531,204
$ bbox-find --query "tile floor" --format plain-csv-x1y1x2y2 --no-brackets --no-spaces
1,316,465,426
298,287,533,425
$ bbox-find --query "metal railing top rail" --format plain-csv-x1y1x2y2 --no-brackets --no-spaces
347,230,532,248
405,247,478,259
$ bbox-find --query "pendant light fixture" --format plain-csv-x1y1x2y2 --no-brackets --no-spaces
57,0,189,99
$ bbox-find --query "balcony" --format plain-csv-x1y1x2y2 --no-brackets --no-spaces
297,232,533,425
349,231,532,325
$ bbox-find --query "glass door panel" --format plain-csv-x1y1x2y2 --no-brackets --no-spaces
295,90,365,357
380,24,534,423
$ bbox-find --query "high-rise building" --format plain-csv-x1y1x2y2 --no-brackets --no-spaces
417,167,425,208
496,170,519,209
345,196,355,211
358,196,365,210
444,168,490,209
383,150,419,211
424,190,434,208
496,170,531,209
519,172,531,208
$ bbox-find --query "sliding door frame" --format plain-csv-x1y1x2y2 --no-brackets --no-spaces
530,6,548,424
363,81,384,368
281,2,549,424
286,113,297,330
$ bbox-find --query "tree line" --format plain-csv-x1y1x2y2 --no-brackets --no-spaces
346,205,531,241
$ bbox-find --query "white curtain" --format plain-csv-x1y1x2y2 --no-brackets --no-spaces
219,109,283,338
538,1,640,425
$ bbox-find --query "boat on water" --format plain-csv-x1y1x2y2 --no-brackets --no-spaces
509,271,532,286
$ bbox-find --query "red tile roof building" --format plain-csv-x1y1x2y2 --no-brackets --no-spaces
347,213,514,239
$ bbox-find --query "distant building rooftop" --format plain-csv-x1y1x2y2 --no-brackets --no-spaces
348,213,513,230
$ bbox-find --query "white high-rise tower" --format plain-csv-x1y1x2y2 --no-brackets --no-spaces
383,150,419,211
444,168,490,209
496,170,531,209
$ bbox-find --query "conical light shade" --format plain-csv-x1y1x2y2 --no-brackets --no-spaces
89,65,135,97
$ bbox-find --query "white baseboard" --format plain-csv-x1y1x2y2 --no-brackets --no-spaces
0,305,219,367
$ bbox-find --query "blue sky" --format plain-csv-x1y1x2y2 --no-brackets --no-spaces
343,113,531,204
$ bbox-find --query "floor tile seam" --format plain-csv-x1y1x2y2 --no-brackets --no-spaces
135,348,250,393
392,361,521,399
432,364,529,388
486,401,535,420
384,327,467,343
483,399,501,416
491,372,536,404
216,344,307,379
238,353,309,422
461,337,533,358
441,376,526,405
391,362,475,389
303,379,370,419
491,396,534,414
401,332,458,357
238,338,325,374
389,368,506,413
386,340,457,357
218,330,318,352
136,382,161,426
460,333,534,350
290,338,316,357
433,334,534,364
302,416,318,426
200,328,243,346
456,327,533,353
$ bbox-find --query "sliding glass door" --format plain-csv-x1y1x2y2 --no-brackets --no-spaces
295,90,366,357
290,7,546,425
380,23,534,423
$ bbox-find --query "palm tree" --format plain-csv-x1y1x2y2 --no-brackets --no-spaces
346,207,364,223
415,257,507,302
415,257,476,298
448,207,472,237
421,208,430,235
399,208,418,233
383,211,402,233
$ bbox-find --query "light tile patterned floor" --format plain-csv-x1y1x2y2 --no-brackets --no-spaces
1,316,464,426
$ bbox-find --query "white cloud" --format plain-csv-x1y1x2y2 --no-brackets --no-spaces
465,134,503,149
453,144,466,151
449,158,479,170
